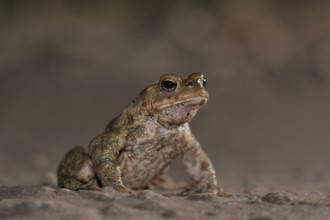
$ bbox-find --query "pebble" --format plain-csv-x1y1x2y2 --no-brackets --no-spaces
261,191,294,205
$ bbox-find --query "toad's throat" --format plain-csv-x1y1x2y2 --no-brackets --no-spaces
155,97,206,126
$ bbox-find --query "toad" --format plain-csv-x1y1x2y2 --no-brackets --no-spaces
57,73,229,196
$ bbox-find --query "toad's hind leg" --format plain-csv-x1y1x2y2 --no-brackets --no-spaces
57,146,100,190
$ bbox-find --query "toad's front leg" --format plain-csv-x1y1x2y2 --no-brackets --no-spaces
88,133,135,194
181,133,231,197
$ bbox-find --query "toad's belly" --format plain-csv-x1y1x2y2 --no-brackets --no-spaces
118,145,180,189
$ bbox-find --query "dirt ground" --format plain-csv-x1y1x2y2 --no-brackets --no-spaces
1,1,330,219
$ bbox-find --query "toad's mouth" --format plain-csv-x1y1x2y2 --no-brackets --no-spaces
156,97,207,110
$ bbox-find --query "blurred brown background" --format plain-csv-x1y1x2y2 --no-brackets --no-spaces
1,0,329,193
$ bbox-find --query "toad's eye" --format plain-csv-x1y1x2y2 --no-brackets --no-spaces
198,77,206,87
202,77,206,87
161,79,177,92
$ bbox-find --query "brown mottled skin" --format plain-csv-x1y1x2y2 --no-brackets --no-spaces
57,73,230,196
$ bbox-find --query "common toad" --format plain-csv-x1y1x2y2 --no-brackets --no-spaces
57,73,229,196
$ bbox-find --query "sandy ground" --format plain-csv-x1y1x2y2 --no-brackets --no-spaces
1,1,330,219
0,185,330,220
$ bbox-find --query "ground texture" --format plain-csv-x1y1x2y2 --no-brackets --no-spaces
1,1,330,219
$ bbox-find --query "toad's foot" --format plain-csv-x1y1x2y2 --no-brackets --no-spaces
113,185,136,194
148,174,190,191
216,189,232,197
